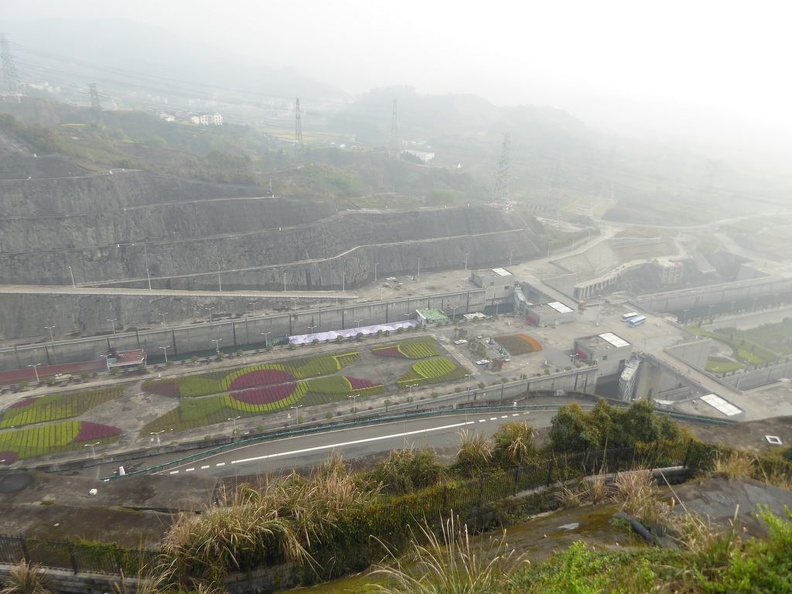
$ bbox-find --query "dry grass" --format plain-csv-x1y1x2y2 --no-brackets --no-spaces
368,514,528,594
711,450,756,480
455,429,493,476
0,560,53,594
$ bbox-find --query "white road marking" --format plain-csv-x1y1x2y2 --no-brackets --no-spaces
201,465,210,469
169,470,179,475
490,417,498,421
501,415,509,419
511,413,520,417
186,468,194,472
216,462,225,467
478,419,486,423
231,420,476,466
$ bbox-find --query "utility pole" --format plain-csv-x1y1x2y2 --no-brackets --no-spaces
493,133,511,202
389,98,399,158
294,97,303,155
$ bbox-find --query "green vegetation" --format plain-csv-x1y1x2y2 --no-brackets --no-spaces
0,421,121,459
371,337,441,359
397,356,468,388
142,353,361,399
0,387,124,428
688,325,778,373
717,318,792,357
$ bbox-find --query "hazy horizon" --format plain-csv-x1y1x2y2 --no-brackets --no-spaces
4,0,792,166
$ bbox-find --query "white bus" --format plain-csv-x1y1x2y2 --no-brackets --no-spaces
622,312,639,321
627,315,646,327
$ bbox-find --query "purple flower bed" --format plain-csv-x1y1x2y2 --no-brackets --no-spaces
74,421,122,443
229,369,295,390
346,376,383,390
143,381,180,398
8,397,38,409
372,346,405,359
232,383,297,405
0,451,18,464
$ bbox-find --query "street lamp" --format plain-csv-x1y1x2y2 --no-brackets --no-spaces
466,373,474,393
99,354,110,371
261,331,270,349
68,265,76,288
84,441,100,458
349,393,358,416
374,262,379,283
290,405,303,424
227,416,241,434
307,324,317,334
211,338,222,353
354,319,362,330
44,325,55,342
28,363,41,383
159,345,170,364
158,312,168,326
107,318,117,335
450,305,459,322
248,301,259,317
150,430,164,446
205,306,215,323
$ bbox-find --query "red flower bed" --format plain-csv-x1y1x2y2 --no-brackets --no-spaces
229,369,295,391
372,347,405,359
346,376,382,390
232,383,297,405
8,397,38,409
0,451,18,464
74,421,122,443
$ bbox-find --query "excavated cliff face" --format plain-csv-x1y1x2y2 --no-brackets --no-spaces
0,151,547,339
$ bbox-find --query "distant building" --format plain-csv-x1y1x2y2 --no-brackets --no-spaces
470,268,514,301
525,301,576,327
400,149,435,164
416,308,449,325
189,112,223,126
574,332,633,376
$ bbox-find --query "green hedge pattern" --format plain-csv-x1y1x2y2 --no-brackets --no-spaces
0,387,124,428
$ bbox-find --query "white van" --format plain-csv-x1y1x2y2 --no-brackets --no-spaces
622,312,639,321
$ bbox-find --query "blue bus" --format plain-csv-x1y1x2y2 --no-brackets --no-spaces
627,315,646,327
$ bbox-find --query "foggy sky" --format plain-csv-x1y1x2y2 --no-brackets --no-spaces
5,0,792,137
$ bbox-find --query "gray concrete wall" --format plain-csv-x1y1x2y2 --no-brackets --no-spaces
665,339,713,369
0,290,487,371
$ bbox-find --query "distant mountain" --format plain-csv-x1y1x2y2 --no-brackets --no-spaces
4,18,346,106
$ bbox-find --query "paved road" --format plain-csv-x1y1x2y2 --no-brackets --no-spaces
98,409,562,480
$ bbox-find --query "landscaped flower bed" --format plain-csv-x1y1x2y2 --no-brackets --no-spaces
372,337,440,359
493,334,543,356
0,387,125,428
397,356,468,388
142,352,361,399
0,420,122,459
141,370,386,434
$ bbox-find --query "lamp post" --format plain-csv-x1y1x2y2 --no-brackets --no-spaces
283,270,287,292
159,345,170,364
374,262,379,283
28,363,41,383
307,324,317,334
99,354,110,371
84,441,100,458
464,252,468,271
354,319,362,330
290,405,303,424
261,331,270,349
44,325,55,342
205,306,215,323
450,305,459,322
466,373,474,393
248,301,259,317
68,265,76,288
417,257,421,280
211,338,222,354
107,318,117,335
150,430,164,447
158,312,168,326
227,416,241,435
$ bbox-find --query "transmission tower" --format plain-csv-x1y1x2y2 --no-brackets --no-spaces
294,97,304,154
493,133,511,202
0,33,20,101
389,98,399,158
